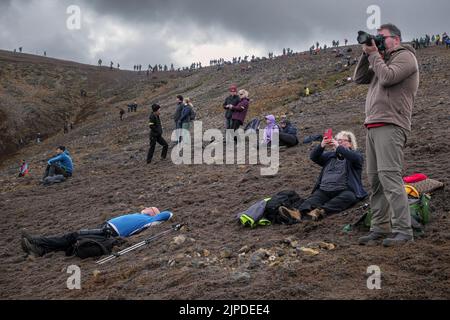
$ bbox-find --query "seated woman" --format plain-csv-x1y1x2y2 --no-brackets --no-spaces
279,118,299,147
280,131,367,221
21,207,173,257
261,115,279,146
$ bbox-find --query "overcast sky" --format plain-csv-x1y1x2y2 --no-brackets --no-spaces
0,0,448,70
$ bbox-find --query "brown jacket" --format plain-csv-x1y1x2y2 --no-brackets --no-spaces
354,44,419,132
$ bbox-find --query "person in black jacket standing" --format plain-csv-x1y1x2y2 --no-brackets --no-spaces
223,85,240,130
147,104,169,164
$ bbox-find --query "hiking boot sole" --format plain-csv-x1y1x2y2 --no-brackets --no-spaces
382,239,414,247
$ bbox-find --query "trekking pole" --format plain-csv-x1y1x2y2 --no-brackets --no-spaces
96,223,184,265
342,203,369,216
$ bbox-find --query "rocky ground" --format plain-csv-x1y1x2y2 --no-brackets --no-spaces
0,45,449,299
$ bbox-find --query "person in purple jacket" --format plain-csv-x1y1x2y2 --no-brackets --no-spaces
20,208,173,257
226,89,250,132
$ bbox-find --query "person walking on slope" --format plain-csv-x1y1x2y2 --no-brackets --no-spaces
146,104,169,164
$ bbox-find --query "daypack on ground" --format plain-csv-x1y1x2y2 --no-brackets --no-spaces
236,199,272,227
190,107,196,121
264,190,305,225
244,118,261,133
237,190,305,227
350,194,431,235
71,234,123,259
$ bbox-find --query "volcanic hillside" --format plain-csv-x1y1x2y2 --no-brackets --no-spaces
0,45,449,299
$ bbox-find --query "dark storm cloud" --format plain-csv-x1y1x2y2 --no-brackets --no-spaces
0,0,449,68
82,0,450,46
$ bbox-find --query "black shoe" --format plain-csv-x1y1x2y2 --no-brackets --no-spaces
358,231,390,245
382,233,413,247
21,234,45,256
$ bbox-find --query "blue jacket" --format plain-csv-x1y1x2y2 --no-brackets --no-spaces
281,121,298,136
107,211,173,237
310,145,368,199
47,151,73,174
178,104,193,125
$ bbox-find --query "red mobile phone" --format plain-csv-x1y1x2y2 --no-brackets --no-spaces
324,128,333,140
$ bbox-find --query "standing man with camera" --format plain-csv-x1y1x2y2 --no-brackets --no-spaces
354,24,419,247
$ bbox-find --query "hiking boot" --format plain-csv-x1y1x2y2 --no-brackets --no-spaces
382,233,414,247
278,206,301,222
358,231,390,245
21,234,45,257
307,208,325,221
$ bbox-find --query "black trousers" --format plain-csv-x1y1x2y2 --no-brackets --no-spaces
31,224,118,255
147,135,169,163
298,189,357,215
32,232,79,254
279,133,299,147
225,118,233,130
43,164,71,179
231,119,243,131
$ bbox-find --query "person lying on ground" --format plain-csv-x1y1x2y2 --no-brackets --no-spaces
279,131,368,222
21,207,173,257
42,146,73,180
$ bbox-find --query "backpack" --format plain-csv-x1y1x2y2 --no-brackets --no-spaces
72,234,121,259
349,194,431,235
190,107,196,121
237,199,272,228
264,190,304,225
244,118,261,133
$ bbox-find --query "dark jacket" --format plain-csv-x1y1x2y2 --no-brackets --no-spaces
231,97,250,123
223,95,241,119
174,102,184,123
281,121,298,136
310,145,368,199
178,104,193,125
149,113,163,137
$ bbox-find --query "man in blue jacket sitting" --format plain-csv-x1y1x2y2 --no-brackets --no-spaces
42,146,73,179
21,208,173,257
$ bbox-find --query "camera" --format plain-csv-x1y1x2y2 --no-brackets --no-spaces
357,31,386,51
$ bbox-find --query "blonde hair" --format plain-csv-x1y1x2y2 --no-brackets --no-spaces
184,98,193,106
336,131,358,150
238,89,249,98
